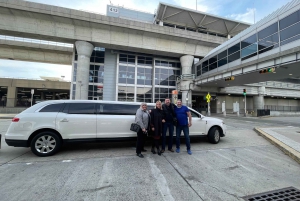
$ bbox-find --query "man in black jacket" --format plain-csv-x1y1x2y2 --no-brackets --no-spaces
161,98,177,153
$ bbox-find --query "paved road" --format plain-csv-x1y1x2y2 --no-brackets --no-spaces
0,117,300,201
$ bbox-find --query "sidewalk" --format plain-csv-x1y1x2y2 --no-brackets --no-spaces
254,127,300,164
0,114,16,119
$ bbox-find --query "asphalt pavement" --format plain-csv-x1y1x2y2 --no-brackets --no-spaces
0,116,300,201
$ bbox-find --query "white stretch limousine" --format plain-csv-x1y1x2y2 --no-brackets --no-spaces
5,100,226,156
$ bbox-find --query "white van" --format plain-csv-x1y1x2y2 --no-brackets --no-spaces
5,100,226,156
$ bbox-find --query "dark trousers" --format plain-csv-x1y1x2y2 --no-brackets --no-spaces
136,130,145,154
152,138,160,149
176,125,191,150
162,122,174,150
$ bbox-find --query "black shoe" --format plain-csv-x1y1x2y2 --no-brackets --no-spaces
151,148,157,154
160,149,165,153
157,149,162,156
141,149,147,152
136,153,144,158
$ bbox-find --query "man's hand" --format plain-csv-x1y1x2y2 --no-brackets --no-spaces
188,122,192,127
162,119,165,123
152,127,155,131
142,128,146,132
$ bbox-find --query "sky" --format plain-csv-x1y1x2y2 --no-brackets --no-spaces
0,0,292,81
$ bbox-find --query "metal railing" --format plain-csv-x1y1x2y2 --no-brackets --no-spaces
0,35,73,48
264,105,300,112
177,74,196,81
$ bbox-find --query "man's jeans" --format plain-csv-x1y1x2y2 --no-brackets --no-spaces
176,125,191,150
162,122,174,150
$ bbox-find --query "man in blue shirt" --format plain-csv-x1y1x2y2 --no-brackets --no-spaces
174,99,192,155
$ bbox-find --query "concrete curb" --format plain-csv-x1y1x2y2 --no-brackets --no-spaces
254,127,300,164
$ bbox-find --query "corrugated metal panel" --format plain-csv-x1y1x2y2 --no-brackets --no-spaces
103,49,117,101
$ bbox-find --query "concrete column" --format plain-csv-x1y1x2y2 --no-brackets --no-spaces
227,35,231,39
180,55,194,75
6,86,17,107
159,21,163,26
52,92,56,100
75,41,94,100
41,92,44,100
179,55,194,107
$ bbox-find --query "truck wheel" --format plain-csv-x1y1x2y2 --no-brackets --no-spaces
30,131,61,157
208,127,220,144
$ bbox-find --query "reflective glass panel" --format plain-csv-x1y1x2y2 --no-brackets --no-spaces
279,10,300,30
280,22,300,41
258,33,278,50
228,51,240,63
218,50,227,59
228,43,240,55
217,58,227,67
258,23,278,40
241,34,257,49
241,43,257,58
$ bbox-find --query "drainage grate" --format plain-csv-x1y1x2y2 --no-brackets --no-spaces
243,187,300,201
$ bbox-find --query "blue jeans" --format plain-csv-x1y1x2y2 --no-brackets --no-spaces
162,122,174,150
176,125,191,150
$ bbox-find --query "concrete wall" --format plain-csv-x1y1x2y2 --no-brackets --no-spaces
0,78,70,90
103,49,117,101
215,96,254,114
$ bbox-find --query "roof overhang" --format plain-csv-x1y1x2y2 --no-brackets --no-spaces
156,2,251,36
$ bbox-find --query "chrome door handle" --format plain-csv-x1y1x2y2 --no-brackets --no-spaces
60,118,69,122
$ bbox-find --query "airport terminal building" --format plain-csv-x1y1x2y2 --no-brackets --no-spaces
0,0,300,115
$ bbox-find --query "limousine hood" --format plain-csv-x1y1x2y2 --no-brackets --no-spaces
202,116,223,123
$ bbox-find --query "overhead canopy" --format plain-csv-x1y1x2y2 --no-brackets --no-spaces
155,2,251,36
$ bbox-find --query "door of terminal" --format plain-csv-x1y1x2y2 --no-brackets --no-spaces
93,97,100,100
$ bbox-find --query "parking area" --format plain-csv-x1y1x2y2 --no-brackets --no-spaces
0,117,300,201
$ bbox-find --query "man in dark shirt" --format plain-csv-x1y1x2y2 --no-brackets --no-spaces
162,98,176,153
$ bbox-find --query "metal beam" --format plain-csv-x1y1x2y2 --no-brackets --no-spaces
202,19,219,26
198,15,206,27
163,11,183,20
188,12,198,28
228,23,240,35
223,21,229,34
161,5,167,20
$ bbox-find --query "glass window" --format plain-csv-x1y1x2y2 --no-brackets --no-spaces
241,43,257,58
202,60,208,68
279,10,300,30
241,34,257,49
258,33,278,50
154,88,175,102
280,22,300,42
218,57,227,67
137,67,152,86
190,110,199,118
202,66,208,74
228,43,240,55
39,103,64,112
280,34,300,46
209,62,217,71
228,51,240,63
136,87,152,103
258,23,278,40
97,103,140,115
209,56,217,64
68,103,95,114
218,50,227,59
118,86,135,102
118,66,135,84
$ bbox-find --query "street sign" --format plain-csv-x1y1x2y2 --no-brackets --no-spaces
206,93,211,103
31,89,34,94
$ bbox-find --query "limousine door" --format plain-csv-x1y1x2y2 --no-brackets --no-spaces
96,103,139,138
188,109,206,136
56,103,97,139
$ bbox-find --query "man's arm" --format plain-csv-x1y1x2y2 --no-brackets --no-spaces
187,111,192,127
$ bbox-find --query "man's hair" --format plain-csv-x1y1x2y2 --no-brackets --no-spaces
165,98,170,100
177,99,182,102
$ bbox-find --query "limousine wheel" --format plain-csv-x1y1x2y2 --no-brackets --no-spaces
208,127,220,144
30,131,61,157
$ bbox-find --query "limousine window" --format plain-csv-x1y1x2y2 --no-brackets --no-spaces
39,103,64,112
97,104,140,115
190,110,200,118
68,103,95,114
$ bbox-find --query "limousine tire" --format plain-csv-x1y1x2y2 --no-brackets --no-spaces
30,131,62,157
208,127,220,144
